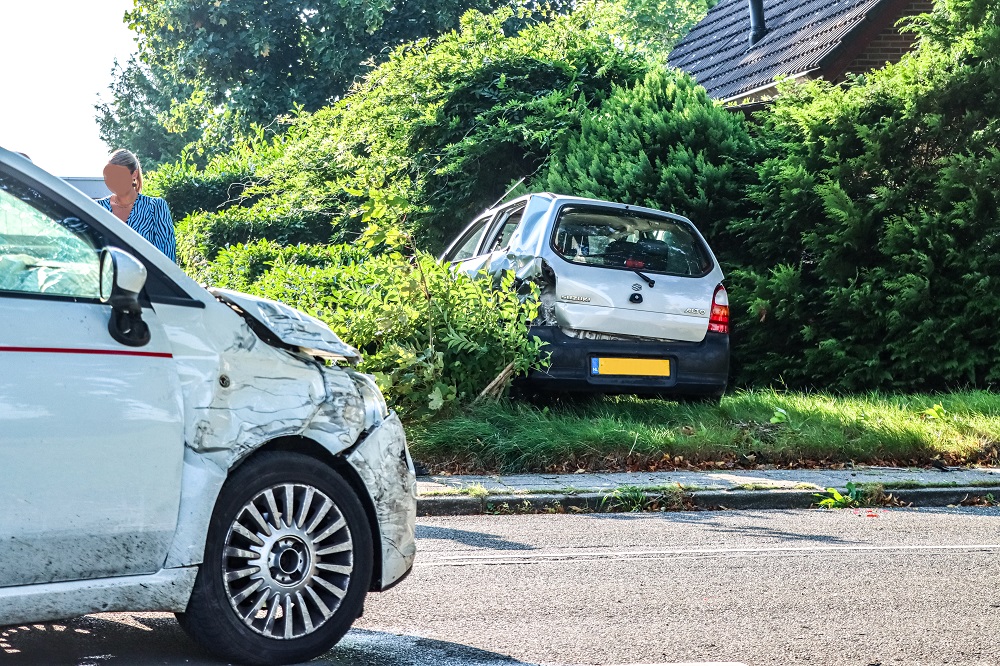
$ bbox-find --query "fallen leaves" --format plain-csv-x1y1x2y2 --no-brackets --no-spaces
952,493,998,507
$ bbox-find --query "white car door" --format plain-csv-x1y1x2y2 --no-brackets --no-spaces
0,167,185,587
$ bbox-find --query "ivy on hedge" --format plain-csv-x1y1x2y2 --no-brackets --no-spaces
144,131,284,220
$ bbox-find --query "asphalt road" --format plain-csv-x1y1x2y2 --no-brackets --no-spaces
4,507,1000,665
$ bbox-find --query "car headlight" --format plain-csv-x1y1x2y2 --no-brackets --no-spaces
353,371,389,423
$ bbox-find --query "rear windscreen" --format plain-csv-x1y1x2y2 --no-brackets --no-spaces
551,207,712,276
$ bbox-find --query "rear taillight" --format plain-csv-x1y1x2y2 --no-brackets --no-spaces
708,284,729,334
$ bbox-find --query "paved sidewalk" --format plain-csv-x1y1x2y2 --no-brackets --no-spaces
416,466,1000,515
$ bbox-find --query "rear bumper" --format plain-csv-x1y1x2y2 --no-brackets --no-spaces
522,326,729,396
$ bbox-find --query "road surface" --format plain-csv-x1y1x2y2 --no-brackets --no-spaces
3,507,999,665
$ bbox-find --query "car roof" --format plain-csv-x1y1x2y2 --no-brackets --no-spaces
482,192,695,225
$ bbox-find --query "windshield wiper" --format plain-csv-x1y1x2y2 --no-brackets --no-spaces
632,269,655,288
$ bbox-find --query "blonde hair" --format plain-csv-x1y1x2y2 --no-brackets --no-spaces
108,148,143,194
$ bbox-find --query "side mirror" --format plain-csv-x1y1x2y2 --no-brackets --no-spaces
99,247,151,347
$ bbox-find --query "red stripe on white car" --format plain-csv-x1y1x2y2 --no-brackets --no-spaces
0,346,172,359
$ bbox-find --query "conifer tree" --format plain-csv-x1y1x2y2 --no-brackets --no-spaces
545,68,757,242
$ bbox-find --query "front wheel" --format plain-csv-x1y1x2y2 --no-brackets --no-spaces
177,451,373,666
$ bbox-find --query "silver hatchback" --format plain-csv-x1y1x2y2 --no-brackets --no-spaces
442,193,729,400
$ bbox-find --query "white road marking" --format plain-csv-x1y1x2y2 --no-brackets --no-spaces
417,543,1000,567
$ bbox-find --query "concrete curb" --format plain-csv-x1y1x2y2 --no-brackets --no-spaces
417,486,1000,516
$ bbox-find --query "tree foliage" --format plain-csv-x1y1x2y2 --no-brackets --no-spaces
588,0,714,54
95,56,196,166
726,0,1000,390
167,6,650,259
125,0,506,124
269,6,647,250
99,0,507,165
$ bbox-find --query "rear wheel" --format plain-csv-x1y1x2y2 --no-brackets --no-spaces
177,451,372,666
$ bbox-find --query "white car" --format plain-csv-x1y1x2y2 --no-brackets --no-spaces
0,147,416,665
442,194,729,401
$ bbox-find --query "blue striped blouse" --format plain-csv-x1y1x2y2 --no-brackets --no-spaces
97,194,177,263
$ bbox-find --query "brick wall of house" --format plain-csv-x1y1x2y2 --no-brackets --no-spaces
841,0,935,76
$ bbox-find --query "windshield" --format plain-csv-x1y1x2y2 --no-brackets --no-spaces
551,206,712,277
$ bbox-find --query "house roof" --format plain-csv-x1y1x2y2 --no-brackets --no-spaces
668,0,905,102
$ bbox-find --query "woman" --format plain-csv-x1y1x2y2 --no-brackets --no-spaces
98,149,177,262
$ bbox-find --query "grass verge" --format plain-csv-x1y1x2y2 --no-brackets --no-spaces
406,389,1000,474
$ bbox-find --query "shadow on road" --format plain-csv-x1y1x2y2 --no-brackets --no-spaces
0,615,532,666
330,628,533,665
416,525,535,550
581,511,863,545
0,613,216,665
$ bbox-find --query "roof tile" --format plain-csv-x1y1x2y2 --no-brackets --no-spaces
669,0,885,100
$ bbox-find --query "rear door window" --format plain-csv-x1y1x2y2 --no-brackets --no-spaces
551,206,712,277
445,215,492,262
482,206,525,254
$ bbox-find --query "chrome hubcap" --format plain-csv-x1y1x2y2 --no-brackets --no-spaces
222,483,354,639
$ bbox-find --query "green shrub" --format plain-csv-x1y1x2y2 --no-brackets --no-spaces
176,205,334,279
200,240,369,292
145,160,253,221
725,0,1000,390
544,67,757,243
145,132,285,218
205,241,545,419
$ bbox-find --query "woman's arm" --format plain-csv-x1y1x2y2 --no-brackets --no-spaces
156,198,177,263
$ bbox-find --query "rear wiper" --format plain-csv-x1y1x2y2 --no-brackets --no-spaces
632,269,655,288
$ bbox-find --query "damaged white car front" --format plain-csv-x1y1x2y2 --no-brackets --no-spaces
157,287,418,666
0,146,415,666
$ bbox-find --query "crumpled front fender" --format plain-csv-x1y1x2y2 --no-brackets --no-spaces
345,412,416,590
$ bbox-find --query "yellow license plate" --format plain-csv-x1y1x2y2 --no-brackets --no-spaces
591,357,670,377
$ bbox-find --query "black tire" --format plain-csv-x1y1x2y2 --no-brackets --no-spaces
176,451,373,666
